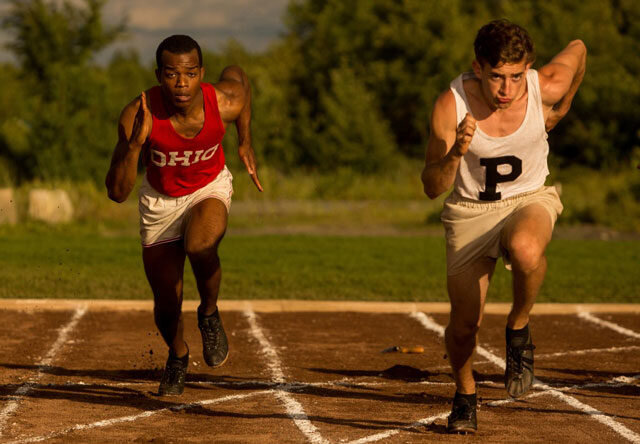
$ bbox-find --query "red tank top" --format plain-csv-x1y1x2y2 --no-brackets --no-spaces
143,82,226,197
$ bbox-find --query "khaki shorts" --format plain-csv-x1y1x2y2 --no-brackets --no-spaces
138,166,233,247
441,186,563,276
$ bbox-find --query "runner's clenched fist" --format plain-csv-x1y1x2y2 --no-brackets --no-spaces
452,113,476,157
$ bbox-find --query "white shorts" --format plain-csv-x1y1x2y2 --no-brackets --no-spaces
441,186,563,276
138,166,233,247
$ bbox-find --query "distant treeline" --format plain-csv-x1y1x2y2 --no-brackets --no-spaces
0,0,638,184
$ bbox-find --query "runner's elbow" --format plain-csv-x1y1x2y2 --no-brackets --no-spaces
105,179,128,203
422,180,443,200
424,186,442,200
421,171,443,200
107,189,127,203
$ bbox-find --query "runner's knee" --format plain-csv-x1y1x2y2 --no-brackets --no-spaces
507,232,545,272
184,231,223,259
446,319,480,345
154,302,181,326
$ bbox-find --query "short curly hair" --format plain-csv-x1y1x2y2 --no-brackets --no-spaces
156,35,203,69
474,19,535,67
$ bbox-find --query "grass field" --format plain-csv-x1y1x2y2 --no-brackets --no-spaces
1,228,638,303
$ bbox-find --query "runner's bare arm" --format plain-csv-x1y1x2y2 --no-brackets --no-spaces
215,66,263,192
105,92,152,203
538,40,587,132
421,90,476,199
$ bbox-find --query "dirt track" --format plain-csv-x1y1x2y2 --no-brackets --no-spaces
0,301,638,443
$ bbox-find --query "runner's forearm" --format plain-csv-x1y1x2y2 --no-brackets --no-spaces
235,71,252,147
106,142,142,203
422,148,463,199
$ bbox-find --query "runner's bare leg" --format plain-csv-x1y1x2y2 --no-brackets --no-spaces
143,242,188,357
184,198,228,316
501,204,553,329
446,257,496,394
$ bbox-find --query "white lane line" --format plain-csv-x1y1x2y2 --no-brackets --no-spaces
578,311,640,339
537,345,640,359
244,308,329,444
486,374,640,407
464,345,640,363
541,382,640,444
344,412,449,444
408,312,506,368
0,305,87,436
5,391,270,444
412,311,640,443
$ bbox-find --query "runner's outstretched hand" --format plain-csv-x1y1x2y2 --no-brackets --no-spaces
239,143,263,192
129,91,152,147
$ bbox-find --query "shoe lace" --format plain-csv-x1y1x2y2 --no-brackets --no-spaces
507,343,536,374
201,319,220,347
163,361,185,384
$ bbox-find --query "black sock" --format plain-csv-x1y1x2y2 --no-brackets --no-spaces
169,345,189,363
199,307,218,318
506,324,530,346
453,391,477,406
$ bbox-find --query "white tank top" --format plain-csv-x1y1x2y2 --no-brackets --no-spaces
450,69,549,201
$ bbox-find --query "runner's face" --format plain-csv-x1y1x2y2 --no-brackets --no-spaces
156,49,204,110
473,60,530,110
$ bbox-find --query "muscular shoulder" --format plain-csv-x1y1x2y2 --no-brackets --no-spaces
537,40,587,107
213,82,244,118
431,89,457,135
425,89,458,162
537,64,573,107
213,66,249,122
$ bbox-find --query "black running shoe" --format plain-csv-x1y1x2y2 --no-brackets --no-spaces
158,349,188,396
198,308,229,368
505,331,536,398
447,394,477,434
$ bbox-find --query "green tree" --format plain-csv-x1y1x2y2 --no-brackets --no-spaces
0,62,32,184
283,0,481,159
282,0,640,168
1,0,125,182
314,66,396,172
